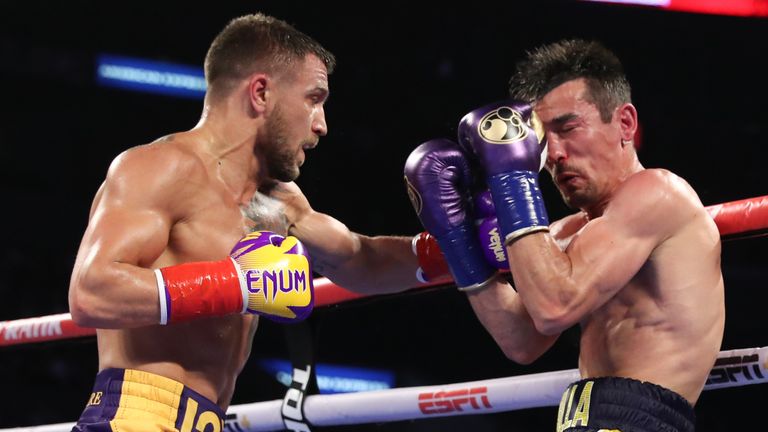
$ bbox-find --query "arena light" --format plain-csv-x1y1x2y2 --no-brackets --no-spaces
583,0,768,17
96,54,206,99
258,358,395,394
585,0,669,5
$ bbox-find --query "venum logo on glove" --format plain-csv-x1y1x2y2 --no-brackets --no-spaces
485,227,506,265
243,268,309,299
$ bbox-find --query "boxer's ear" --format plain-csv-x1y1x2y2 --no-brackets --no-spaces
248,74,269,115
616,103,637,146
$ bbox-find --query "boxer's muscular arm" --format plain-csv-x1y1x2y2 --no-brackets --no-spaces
466,275,559,364
464,214,581,363
508,169,693,335
269,182,418,294
298,220,416,295
69,145,187,328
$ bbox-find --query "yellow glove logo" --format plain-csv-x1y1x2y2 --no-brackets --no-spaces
231,232,313,322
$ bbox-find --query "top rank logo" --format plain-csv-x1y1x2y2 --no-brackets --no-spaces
418,386,492,415
478,107,528,144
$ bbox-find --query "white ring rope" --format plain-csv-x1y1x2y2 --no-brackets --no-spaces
3,346,765,431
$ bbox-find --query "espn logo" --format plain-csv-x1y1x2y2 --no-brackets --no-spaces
418,386,492,415
706,354,765,385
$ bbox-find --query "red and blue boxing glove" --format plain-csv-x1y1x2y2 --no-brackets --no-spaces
458,100,550,244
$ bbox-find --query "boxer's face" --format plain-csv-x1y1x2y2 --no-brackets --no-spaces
536,79,624,211
262,54,329,182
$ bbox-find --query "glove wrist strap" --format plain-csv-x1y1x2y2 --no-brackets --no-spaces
155,258,244,325
456,273,497,292
436,224,496,289
487,170,550,245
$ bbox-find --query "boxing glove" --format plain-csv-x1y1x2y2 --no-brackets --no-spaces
156,231,313,324
458,100,550,244
412,197,509,281
404,138,495,291
411,231,450,283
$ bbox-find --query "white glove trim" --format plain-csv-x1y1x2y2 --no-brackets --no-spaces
154,269,169,325
230,257,249,314
503,226,550,246
456,273,498,293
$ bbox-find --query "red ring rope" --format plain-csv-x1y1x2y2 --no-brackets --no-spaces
2,195,767,347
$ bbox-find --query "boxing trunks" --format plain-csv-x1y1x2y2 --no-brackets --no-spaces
72,368,225,432
556,377,695,432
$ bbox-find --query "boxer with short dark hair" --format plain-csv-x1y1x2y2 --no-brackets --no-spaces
68,13,421,430
408,39,724,432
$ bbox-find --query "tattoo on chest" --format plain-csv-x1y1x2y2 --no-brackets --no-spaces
240,191,289,235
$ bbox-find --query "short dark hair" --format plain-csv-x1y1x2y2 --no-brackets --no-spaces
204,13,336,96
508,39,631,123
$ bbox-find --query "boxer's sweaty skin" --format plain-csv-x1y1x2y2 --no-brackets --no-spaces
466,79,724,406
69,52,331,409
538,169,724,404
511,80,724,404
73,133,282,407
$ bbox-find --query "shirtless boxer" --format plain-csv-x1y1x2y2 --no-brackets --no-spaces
68,14,419,430
406,39,724,432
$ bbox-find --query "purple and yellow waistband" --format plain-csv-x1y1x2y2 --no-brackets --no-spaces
73,368,225,432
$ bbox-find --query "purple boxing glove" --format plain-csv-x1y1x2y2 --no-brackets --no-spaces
458,100,550,244
404,139,496,291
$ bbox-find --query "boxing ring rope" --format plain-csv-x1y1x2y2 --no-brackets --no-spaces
1,195,768,431
0,195,768,347
120,346,768,429
3,345,767,432
3,195,767,348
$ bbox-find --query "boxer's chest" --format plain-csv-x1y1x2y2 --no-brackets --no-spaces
168,190,288,262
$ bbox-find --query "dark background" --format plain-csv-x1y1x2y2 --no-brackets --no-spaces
1,1,767,430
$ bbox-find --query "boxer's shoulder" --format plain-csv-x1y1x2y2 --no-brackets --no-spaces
603,169,709,244
97,135,210,214
619,168,691,199
549,212,588,246
108,135,207,187
610,169,698,216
